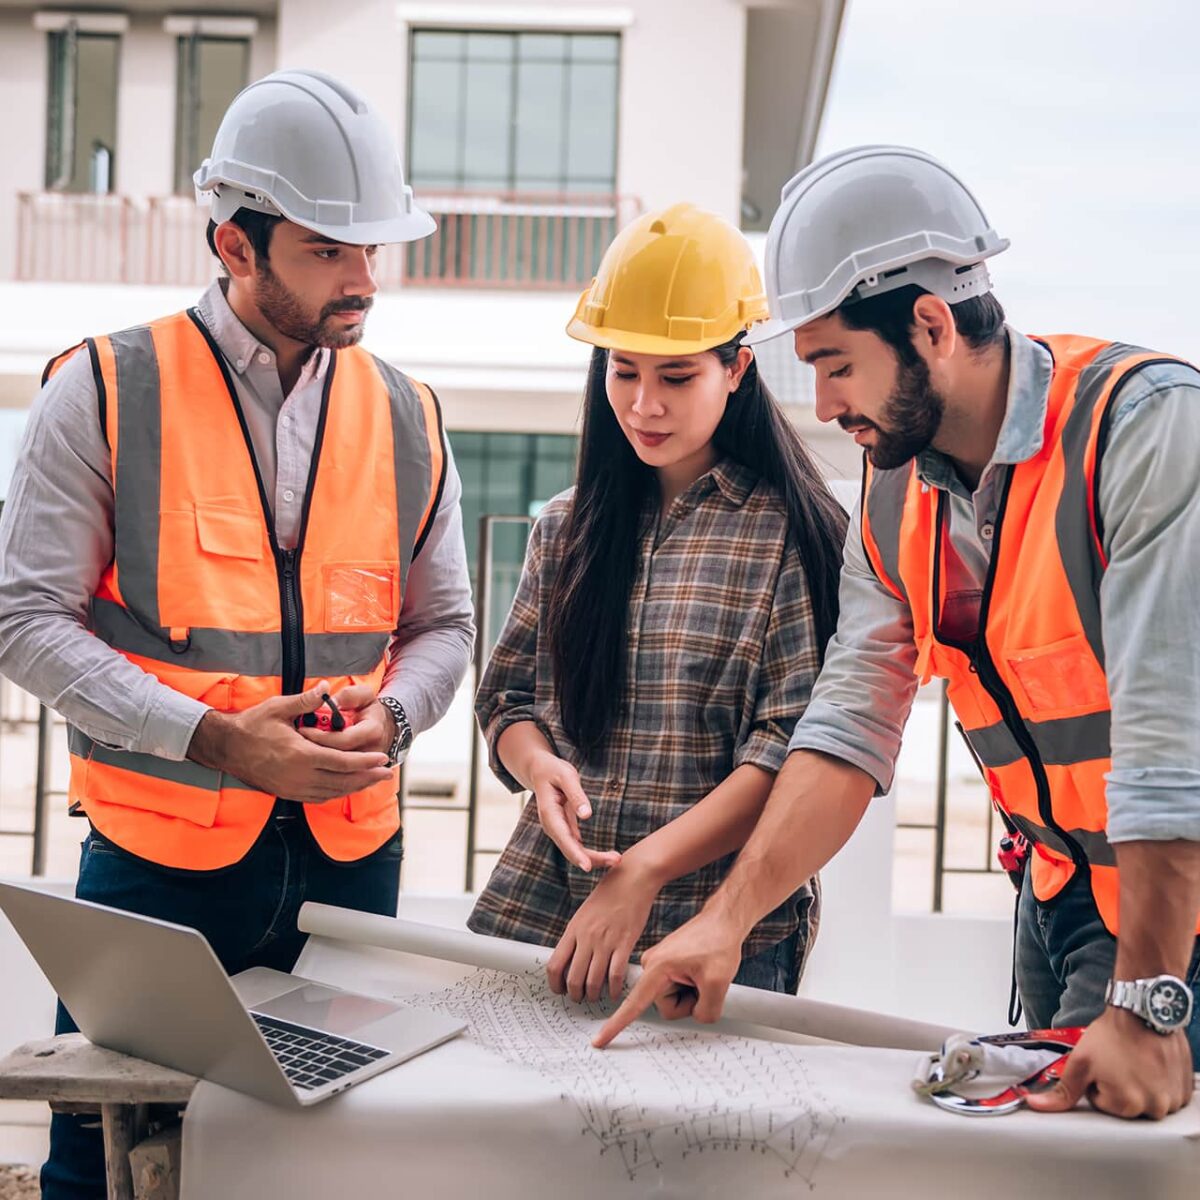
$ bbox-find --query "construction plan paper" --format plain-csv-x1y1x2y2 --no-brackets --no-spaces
179,908,1200,1200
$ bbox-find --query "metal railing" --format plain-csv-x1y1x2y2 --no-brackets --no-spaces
16,190,641,289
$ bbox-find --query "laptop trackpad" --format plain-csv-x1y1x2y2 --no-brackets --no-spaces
255,983,401,1036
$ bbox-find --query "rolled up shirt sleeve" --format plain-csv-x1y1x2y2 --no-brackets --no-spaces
786,495,920,794
1098,367,1200,844
0,352,209,759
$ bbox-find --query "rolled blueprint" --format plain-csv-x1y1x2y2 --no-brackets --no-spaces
298,902,963,1052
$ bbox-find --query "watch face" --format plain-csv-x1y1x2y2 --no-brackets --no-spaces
1147,979,1192,1030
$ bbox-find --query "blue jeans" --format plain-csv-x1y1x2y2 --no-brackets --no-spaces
42,813,403,1200
1015,868,1200,1067
733,932,801,993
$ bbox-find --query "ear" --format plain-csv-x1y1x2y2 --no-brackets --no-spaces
212,221,256,281
727,346,754,393
911,293,957,363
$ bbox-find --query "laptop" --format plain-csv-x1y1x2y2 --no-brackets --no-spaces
0,881,466,1108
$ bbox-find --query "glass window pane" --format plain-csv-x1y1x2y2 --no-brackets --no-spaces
175,37,248,194
412,30,464,59
570,34,619,62
518,33,567,61
514,62,565,189
466,32,512,61
462,61,512,183
47,33,120,193
409,58,462,184
565,62,617,189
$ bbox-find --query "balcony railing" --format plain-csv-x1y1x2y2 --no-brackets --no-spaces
16,191,641,289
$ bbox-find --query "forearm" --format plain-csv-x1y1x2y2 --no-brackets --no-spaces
0,609,208,759
702,749,874,937
1113,840,1200,979
495,719,558,791
621,764,774,888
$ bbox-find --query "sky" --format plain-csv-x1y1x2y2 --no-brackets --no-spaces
816,0,1200,361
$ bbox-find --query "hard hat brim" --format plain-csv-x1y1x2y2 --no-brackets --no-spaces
743,316,800,347
566,317,745,357
291,207,438,246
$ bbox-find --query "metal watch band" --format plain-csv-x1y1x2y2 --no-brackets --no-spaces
377,696,412,766
1104,974,1193,1035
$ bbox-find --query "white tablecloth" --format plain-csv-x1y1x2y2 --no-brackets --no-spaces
180,927,1200,1200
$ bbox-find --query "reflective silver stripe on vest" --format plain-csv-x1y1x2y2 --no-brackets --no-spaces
863,464,912,602
1006,811,1117,869
109,327,163,627
1053,341,1141,669
372,355,439,597
963,710,1111,769
67,727,260,791
91,598,390,677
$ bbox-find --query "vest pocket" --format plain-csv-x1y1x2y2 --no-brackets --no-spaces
323,563,399,632
1007,633,1109,718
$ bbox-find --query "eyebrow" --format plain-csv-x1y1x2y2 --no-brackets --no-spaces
299,233,344,246
610,355,699,370
800,347,847,365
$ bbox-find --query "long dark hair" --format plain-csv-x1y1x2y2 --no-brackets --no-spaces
546,338,848,758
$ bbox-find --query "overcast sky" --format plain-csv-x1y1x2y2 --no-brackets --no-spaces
817,0,1200,361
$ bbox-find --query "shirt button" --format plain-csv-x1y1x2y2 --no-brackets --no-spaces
981,522,995,540
235,358,245,370
283,489,295,502
258,352,270,365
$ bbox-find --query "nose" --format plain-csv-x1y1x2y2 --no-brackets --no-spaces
630,381,665,419
812,382,847,426
343,248,378,299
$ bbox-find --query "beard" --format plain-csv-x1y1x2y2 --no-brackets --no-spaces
842,354,946,470
254,263,372,349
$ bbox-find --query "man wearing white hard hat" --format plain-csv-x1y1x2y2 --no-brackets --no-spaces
0,70,473,1195
598,146,1200,1121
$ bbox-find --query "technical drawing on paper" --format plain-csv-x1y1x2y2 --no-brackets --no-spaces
403,966,845,1187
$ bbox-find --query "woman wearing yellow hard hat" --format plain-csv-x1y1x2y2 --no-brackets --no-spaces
468,203,846,1001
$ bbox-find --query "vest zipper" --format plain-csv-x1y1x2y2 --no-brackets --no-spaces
186,308,335,698
278,549,304,696
931,482,1087,873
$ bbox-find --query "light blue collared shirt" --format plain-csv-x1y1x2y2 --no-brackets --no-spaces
791,327,1200,844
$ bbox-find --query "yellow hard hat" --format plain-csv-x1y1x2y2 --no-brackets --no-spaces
566,202,769,355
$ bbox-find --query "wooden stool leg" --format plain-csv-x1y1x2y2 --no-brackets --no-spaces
101,1102,147,1200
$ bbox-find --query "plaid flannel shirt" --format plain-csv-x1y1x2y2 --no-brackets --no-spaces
467,459,822,961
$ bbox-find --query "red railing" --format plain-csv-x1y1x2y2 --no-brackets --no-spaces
16,191,641,289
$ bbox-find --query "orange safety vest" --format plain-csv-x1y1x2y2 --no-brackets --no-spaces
46,309,446,870
861,335,1200,937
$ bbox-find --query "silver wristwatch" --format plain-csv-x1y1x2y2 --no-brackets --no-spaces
377,697,413,767
1104,974,1193,1035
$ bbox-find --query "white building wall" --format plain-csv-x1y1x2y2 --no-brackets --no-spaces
617,0,746,220
0,10,49,282
116,14,176,199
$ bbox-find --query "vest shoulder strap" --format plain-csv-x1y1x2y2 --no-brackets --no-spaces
366,353,448,559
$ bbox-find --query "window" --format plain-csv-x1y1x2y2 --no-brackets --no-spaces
452,432,578,650
45,26,120,193
174,35,249,194
408,30,619,194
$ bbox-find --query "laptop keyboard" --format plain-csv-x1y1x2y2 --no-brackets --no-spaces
252,1012,390,1091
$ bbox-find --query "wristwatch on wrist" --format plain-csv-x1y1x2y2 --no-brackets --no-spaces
377,697,413,767
1104,974,1193,1035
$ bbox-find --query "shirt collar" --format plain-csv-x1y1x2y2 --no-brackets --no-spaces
915,326,1053,490
196,279,328,384
708,458,758,507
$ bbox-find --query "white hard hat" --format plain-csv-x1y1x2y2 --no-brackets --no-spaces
745,145,1008,345
194,68,435,245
